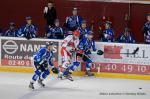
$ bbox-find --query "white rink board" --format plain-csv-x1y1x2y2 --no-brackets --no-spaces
0,37,150,75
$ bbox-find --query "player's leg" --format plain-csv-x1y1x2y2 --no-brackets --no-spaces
63,61,80,81
38,69,50,87
29,69,42,89
60,48,81,81
36,62,50,87
82,54,94,76
63,61,80,75
60,61,73,80
58,48,71,79
29,59,43,89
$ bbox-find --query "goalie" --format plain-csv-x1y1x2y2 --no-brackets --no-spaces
29,42,59,90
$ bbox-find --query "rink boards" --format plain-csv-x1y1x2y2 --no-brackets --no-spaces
0,37,150,80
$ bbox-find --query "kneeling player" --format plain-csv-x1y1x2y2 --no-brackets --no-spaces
29,42,58,89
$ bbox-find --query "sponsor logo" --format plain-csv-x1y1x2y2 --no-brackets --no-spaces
104,45,122,59
2,40,18,54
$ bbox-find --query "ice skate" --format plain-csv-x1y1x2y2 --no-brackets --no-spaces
85,70,94,76
29,82,34,90
38,78,45,87
64,72,74,81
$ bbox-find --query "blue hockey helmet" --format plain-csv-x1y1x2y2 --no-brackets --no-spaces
81,20,87,24
87,31,93,35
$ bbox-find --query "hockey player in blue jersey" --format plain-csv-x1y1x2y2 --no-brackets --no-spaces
101,22,115,42
77,20,91,39
143,13,150,44
47,19,64,39
59,31,103,80
77,31,97,76
118,28,135,43
64,8,83,31
29,42,59,90
61,31,97,78
58,31,80,81
4,22,18,37
18,16,38,39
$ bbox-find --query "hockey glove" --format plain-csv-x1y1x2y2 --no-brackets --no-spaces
52,67,59,74
97,50,104,55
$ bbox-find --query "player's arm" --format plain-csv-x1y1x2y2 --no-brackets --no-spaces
48,59,59,74
48,54,54,68
4,30,9,36
32,25,38,38
78,40,85,51
142,24,147,35
17,27,24,37
61,35,72,51
47,52,59,74
91,40,97,52
131,36,136,43
64,17,69,28
77,16,83,27
36,48,47,65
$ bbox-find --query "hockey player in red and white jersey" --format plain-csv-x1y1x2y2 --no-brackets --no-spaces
59,31,80,81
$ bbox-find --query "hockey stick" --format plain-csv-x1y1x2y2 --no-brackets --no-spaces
107,47,139,55
91,47,139,55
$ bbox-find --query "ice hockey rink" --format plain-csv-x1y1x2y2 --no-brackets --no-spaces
0,72,149,99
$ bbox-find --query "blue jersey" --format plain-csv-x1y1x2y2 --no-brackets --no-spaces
118,34,135,43
18,24,38,39
4,29,18,37
65,15,83,31
143,22,150,43
47,26,64,39
101,29,115,42
77,27,91,39
33,47,54,67
78,37,97,55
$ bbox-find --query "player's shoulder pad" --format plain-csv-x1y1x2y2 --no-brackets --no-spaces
39,47,47,53
65,35,73,40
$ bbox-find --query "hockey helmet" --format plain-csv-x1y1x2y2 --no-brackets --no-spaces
73,31,80,37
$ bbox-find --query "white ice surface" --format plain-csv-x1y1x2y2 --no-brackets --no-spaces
0,72,150,99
